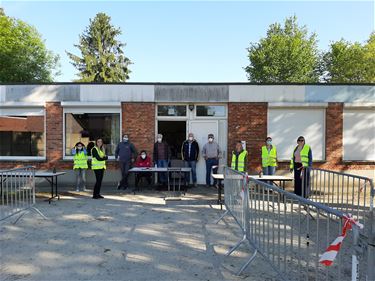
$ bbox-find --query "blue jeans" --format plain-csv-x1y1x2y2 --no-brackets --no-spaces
157,160,168,183
205,158,219,186
263,166,276,176
184,160,197,184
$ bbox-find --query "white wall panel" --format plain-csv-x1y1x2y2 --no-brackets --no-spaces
343,109,375,161
268,108,325,161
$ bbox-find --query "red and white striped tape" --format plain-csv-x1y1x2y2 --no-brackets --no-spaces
319,214,364,266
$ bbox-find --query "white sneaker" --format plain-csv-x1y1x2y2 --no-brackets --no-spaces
83,188,90,192
76,188,80,192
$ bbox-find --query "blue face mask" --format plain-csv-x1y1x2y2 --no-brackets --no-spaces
266,140,272,145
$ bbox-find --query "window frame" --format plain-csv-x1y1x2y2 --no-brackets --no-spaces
62,103,122,160
0,104,46,160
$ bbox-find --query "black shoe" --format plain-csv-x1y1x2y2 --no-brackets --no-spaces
98,195,104,199
93,196,99,199
117,183,121,190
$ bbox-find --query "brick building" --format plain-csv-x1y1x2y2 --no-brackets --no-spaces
0,83,374,184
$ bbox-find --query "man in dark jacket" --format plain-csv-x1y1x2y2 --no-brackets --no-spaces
181,132,199,187
115,134,137,189
153,133,170,186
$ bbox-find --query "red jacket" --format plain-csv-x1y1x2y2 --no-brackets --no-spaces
135,155,152,168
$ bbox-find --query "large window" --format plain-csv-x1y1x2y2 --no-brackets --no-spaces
343,108,375,161
65,113,120,156
268,108,325,161
0,115,45,157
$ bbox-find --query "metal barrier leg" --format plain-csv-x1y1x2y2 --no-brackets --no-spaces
215,209,229,224
237,249,258,275
226,234,247,256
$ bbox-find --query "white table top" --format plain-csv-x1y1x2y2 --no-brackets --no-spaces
129,167,191,172
212,174,293,181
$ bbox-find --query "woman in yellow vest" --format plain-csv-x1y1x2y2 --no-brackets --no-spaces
91,138,108,199
290,136,313,198
261,137,277,175
72,142,88,192
231,141,248,172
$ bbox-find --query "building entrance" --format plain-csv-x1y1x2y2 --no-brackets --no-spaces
157,121,186,160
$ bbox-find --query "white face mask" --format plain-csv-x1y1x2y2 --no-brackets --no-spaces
141,154,146,159
123,137,128,142
157,138,162,143
208,138,213,143
188,137,193,141
77,146,82,150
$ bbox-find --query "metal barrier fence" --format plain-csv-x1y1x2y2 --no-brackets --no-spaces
303,168,374,228
0,166,46,224
216,167,373,281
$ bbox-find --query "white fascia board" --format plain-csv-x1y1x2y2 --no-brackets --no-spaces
344,102,375,109
229,85,305,102
80,84,155,102
268,102,328,108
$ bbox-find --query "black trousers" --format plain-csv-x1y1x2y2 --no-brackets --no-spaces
93,169,105,197
135,172,152,186
293,163,310,198
119,161,131,188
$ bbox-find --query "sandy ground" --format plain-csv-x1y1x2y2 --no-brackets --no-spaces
0,185,279,281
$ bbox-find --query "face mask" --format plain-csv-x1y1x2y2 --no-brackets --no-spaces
141,154,146,159
266,141,272,145
208,138,213,143
77,147,82,150
157,138,162,143
188,137,193,141
123,137,128,142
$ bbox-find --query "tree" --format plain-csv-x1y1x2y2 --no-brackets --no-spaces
245,16,320,83
323,33,375,83
67,13,131,82
0,10,60,83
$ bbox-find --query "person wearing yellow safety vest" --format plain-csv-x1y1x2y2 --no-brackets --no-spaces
231,141,248,172
71,142,88,192
91,138,108,199
261,137,277,175
290,136,313,198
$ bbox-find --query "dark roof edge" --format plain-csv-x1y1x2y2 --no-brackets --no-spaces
1,82,375,86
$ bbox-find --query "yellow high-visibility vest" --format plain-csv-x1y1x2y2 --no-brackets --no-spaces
91,147,106,170
261,145,277,167
73,151,88,169
231,150,248,172
290,145,311,169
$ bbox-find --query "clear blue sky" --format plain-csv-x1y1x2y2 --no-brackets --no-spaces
1,1,374,82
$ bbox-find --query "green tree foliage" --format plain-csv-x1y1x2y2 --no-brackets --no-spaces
323,33,375,83
245,16,320,83
67,13,131,82
0,10,60,83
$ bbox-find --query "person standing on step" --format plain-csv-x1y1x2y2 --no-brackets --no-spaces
181,132,199,187
91,138,108,199
202,133,222,187
71,142,88,192
115,134,137,190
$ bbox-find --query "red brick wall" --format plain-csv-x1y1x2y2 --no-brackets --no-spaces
122,103,155,157
228,103,268,172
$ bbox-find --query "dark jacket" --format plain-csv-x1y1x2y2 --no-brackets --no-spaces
181,140,199,161
115,141,137,163
91,146,108,161
153,142,170,162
